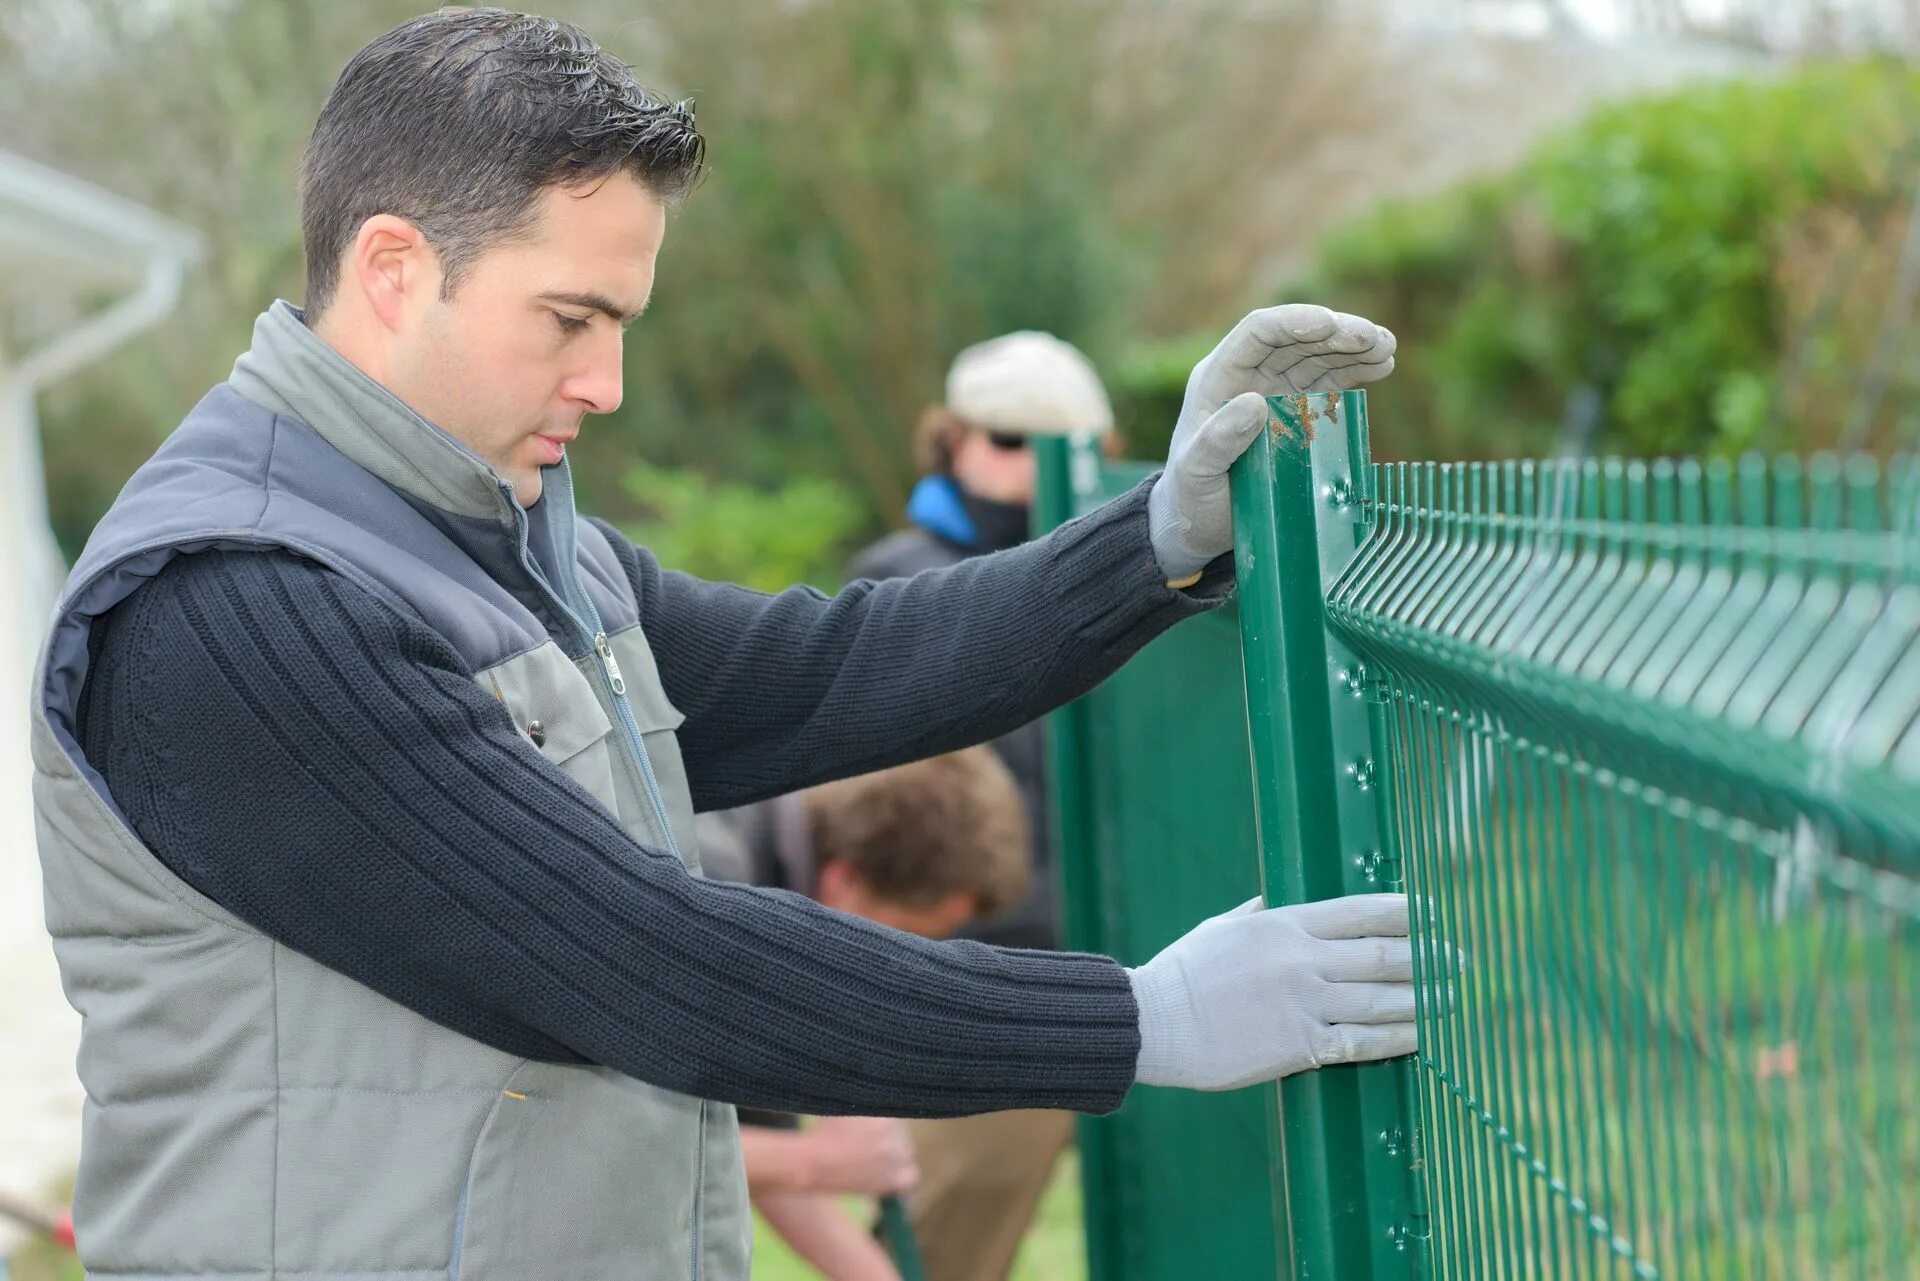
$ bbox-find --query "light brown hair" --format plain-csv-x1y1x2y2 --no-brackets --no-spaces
803,747,1031,915
913,403,969,476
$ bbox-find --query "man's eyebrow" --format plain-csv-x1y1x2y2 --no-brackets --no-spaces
537,290,647,326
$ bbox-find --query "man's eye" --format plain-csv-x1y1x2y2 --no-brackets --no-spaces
553,312,591,336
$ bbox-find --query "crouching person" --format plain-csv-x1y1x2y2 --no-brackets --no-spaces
698,747,1032,1280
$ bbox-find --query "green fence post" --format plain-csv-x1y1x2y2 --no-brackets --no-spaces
1230,391,1428,1279
1034,433,1111,969
1038,433,1291,1281
1034,431,1128,1281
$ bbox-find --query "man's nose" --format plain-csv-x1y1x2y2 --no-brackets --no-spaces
566,334,624,415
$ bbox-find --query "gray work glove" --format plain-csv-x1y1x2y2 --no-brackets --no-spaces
1149,305,1396,585
1129,892,1448,1091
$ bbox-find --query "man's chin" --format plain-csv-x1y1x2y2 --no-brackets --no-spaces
505,470,543,509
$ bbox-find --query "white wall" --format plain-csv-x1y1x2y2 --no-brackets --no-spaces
0,339,82,1245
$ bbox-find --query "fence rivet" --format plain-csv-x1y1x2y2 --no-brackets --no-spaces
1358,847,1404,890
1328,477,1356,509
1347,758,1377,791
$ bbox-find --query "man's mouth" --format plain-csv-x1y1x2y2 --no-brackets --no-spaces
531,431,576,465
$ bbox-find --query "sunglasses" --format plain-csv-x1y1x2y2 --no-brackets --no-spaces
985,431,1029,452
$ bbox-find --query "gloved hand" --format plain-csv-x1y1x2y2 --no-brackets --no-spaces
1149,305,1396,585
1128,892,1450,1091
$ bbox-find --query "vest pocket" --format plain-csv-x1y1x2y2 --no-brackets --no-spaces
536,700,617,812
478,644,620,815
451,1062,703,1279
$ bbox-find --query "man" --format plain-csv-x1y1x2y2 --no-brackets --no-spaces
846,331,1112,1281
698,747,1033,1280
32,9,1419,1279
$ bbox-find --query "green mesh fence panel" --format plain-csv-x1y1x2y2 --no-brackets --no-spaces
1041,391,1918,1280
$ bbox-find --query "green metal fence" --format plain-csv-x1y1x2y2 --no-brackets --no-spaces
1036,439,1287,1280
1039,393,1918,1280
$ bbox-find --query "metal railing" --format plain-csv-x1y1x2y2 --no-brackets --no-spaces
1229,391,1918,1279
1038,392,1917,1280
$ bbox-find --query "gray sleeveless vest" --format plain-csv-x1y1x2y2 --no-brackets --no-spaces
31,307,750,1279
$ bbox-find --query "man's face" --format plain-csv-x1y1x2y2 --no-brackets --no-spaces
385,174,666,506
950,428,1037,505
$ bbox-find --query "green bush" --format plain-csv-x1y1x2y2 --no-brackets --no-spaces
1122,61,1920,463
616,462,866,592
1329,61,1920,459
6,1,1366,562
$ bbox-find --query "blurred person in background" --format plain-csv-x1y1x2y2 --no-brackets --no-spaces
697,747,1031,1280
847,332,1108,1281
32,9,1417,1278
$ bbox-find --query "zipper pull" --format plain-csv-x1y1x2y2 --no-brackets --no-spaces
594,633,627,695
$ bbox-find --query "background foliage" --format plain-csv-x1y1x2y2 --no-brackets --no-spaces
4,5,1918,581
1280,61,1920,462
0,0,1365,572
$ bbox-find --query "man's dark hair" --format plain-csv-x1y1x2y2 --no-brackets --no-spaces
300,7,704,319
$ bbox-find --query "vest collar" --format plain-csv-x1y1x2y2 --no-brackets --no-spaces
229,300,519,525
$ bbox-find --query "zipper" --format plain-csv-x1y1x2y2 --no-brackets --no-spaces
595,632,627,694
585,617,685,868
500,476,685,869
503,471,703,1271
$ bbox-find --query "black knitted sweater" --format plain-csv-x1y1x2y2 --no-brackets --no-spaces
75,482,1230,1117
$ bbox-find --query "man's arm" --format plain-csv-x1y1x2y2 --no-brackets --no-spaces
78,548,1139,1118
609,304,1395,813
738,1116,916,1197
597,478,1234,812
81,550,1442,1119
753,1191,901,1281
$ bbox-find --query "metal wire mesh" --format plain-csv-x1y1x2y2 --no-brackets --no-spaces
1327,455,1920,1279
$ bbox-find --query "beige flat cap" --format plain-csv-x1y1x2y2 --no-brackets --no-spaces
945,331,1114,437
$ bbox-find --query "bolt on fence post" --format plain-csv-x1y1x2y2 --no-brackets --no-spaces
1230,391,1429,1279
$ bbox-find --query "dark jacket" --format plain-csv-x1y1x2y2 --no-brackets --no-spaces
847,474,1057,950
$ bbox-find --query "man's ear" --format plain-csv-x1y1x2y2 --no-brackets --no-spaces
922,891,980,939
347,213,438,332
814,858,859,914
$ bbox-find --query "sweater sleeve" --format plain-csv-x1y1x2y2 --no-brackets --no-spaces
74,547,1139,1118
597,477,1235,811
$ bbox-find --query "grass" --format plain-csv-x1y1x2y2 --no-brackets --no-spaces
1392,702,1919,1279
3,1173,79,1281
3,1236,83,1281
